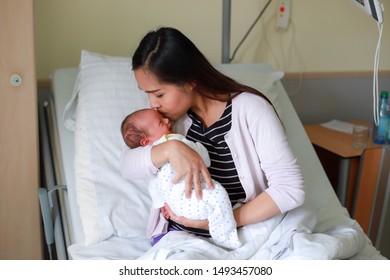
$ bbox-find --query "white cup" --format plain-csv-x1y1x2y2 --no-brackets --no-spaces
352,125,370,149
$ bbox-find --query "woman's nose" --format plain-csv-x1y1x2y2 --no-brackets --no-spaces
149,98,160,109
150,101,159,109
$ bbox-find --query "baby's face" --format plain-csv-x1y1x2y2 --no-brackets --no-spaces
140,109,173,142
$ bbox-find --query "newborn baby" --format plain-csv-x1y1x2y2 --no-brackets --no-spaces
121,108,242,249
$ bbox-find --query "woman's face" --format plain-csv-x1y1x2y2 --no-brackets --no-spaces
134,68,193,121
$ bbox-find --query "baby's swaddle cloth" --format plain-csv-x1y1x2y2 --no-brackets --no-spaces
152,154,242,250
149,135,242,249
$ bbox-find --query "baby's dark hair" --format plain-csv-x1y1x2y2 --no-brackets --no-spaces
121,109,149,149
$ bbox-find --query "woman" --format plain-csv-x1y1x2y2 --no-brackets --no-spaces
120,27,304,241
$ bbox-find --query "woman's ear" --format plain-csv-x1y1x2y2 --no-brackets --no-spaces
140,138,150,147
186,81,196,91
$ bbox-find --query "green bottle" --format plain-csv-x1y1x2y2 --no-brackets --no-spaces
372,90,389,144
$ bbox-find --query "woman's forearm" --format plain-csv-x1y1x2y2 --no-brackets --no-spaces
119,145,157,179
234,192,281,227
119,141,178,180
150,141,171,168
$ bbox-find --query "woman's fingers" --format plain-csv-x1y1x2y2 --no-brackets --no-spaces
200,166,214,189
167,140,214,200
161,206,170,219
173,166,214,200
184,174,196,199
191,172,202,200
163,203,176,220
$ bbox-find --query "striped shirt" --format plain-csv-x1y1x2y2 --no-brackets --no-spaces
169,101,246,236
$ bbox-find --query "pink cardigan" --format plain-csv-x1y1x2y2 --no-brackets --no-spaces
120,93,305,238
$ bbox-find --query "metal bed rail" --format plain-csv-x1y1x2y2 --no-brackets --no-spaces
38,93,72,259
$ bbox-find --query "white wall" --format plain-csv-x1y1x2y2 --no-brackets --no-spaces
249,0,389,73
34,0,390,79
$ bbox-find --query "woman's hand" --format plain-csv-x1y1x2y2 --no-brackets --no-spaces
152,140,214,200
160,205,170,220
163,203,209,231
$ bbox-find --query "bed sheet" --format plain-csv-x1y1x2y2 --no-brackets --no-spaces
51,54,385,259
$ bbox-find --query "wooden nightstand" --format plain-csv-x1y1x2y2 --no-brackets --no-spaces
304,121,381,213
306,121,390,255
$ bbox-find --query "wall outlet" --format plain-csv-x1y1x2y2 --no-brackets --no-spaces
276,0,290,30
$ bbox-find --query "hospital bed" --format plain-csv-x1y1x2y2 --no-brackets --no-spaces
38,50,386,260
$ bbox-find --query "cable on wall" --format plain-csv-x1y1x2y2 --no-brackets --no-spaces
373,21,384,126
229,0,274,63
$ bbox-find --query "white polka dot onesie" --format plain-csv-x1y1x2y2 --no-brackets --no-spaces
149,134,242,250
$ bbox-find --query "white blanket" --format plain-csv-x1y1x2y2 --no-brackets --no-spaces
137,205,367,260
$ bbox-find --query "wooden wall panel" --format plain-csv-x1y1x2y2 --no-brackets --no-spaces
0,0,43,259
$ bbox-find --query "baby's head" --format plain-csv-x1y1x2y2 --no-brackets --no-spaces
121,108,172,148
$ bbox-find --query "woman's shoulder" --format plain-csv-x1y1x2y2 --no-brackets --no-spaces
231,92,277,124
232,92,271,109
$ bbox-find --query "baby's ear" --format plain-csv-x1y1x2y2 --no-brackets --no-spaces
140,138,150,147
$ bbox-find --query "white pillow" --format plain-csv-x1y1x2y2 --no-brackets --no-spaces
215,64,283,114
67,50,151,245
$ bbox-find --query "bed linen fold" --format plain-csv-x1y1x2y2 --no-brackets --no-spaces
137,205,368,260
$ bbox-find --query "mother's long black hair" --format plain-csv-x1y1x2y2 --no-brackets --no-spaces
132,27,273,105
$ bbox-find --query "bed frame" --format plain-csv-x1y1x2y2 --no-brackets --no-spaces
38,69,79,259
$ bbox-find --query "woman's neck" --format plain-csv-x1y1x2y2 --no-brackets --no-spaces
190,96,227,128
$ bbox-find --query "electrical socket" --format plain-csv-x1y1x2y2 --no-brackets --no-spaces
276,0,290,30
